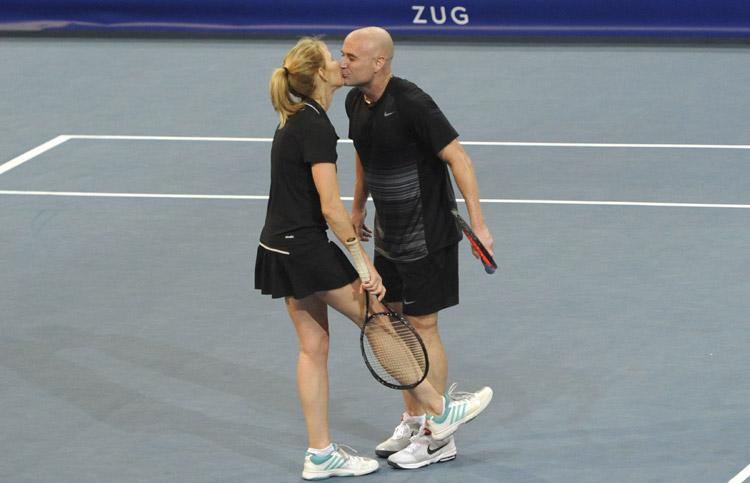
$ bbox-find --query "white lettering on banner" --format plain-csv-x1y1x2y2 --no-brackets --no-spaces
411,5,469,25
452,6,469,24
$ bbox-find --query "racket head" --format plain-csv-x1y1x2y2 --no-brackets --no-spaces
360,297,429,390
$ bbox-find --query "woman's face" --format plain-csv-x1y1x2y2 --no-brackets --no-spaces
322,48,344,88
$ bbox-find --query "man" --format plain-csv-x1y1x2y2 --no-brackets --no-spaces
340,27,495,470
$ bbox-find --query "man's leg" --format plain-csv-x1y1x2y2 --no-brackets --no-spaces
396,310,448,414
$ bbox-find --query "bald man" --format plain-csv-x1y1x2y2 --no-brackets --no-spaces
340,27,494,470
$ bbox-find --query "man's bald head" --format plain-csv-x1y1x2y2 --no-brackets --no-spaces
346,26,394,66
359,27,394,61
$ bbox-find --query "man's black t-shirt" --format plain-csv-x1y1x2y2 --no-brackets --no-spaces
260,99,338,250
345,77,462,261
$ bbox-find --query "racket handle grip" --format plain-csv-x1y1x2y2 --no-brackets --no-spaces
484,264,496,274
346,237,371,283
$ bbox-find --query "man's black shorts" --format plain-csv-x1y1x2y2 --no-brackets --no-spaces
374,243,459,317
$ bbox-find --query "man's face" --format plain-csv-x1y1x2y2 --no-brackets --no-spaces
340,33,376,87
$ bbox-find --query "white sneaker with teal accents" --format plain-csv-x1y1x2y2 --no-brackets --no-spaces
426,383,493,441
301,443,379,480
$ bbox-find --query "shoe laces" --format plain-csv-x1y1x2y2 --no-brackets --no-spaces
334,444,360,461
393,423,410,439
407,424,433,446
392,413,417,438
446,382,473,402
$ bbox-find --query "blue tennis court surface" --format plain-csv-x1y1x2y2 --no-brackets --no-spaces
1,38,749,482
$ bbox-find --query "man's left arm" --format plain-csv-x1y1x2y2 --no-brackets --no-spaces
439,138,495,257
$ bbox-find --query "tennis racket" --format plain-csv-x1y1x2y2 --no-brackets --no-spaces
451,208,497,274
346,237,429,390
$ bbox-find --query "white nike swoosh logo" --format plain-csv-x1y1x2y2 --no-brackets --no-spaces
403,300,416,305
384,111,396,117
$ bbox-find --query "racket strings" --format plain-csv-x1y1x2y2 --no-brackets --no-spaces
362,312,426,387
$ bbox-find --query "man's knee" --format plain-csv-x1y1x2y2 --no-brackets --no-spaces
407,313,439,333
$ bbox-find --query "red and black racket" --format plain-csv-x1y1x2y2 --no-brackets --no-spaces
451,208,497,274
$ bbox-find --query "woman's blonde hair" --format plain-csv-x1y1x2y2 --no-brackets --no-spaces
270,37,327,127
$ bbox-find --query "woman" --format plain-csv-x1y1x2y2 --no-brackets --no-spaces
255,38,488,480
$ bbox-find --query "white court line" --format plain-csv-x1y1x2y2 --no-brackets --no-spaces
3,135,749,178
461,141,750,149
0,135,274,177
64,135,750,150
0,190,267,200
476,199,750,209
0,135,71,175
1,190,749,209
729,464,750,483
66,134,275,143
